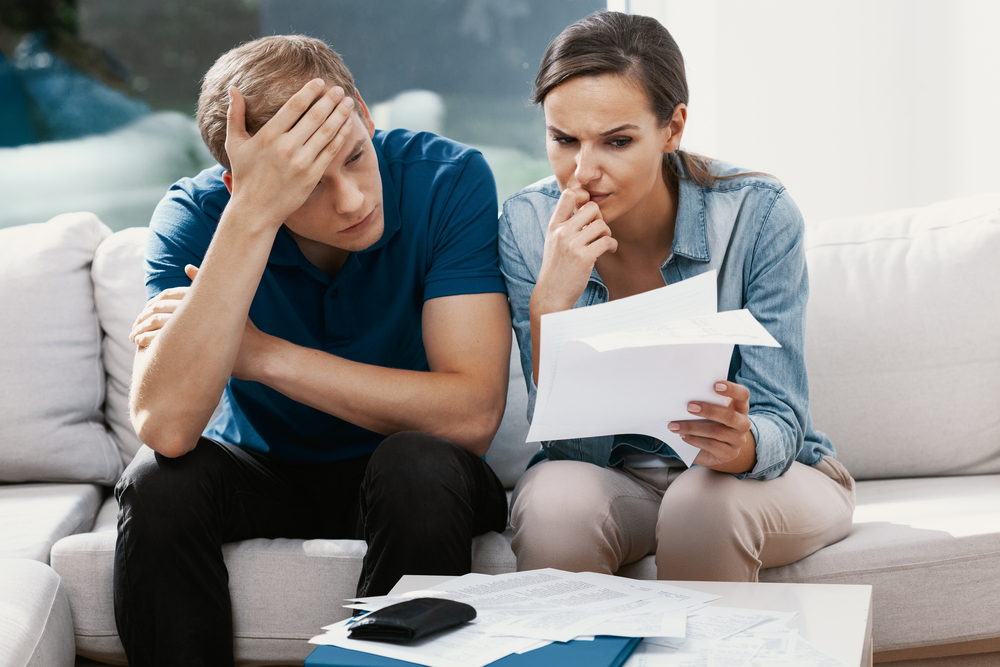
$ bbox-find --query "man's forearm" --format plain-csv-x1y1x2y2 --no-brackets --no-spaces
247,295,512,457
129,211,278,457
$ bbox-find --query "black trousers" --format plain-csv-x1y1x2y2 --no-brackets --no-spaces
113,431,508,667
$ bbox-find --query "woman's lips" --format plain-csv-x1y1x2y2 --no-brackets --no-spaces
342,207,376,234
587,192,610,205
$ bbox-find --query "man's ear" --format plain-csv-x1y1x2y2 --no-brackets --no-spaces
355,91,376,139
222,170,233,194
663,103,687,154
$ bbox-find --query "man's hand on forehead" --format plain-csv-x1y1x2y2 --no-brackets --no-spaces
222,78,356,228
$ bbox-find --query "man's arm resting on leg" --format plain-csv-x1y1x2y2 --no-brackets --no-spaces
227,291,512,457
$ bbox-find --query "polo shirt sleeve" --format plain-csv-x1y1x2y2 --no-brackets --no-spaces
422,151,506,301
144,179,219,301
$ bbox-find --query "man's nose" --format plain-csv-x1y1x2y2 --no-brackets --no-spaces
333,180,364,216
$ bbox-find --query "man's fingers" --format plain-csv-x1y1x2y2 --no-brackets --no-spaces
130,313,174,342
306,96,355,162
225,87,251,151
265,78,329,136
185,264,199,280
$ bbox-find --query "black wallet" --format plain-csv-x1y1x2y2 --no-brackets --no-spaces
348,597,476,643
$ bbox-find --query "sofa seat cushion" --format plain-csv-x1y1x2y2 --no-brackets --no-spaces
0,484,101,563
614,475,1000,653
764,475,1000,652
0,558,75,667
52,525,368,665
52,499,517,665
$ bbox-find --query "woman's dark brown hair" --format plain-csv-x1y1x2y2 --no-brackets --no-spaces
534,11,749,188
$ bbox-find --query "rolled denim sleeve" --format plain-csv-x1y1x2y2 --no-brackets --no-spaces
733,189,831,480
498,197,544,422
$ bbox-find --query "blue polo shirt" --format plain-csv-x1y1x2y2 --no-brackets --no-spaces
145,129,504,463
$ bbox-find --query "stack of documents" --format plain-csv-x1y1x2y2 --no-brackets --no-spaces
528,270,780,466
307,569,851,667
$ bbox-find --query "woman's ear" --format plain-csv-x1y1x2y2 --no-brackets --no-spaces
355,90,376,138
663,103,687,153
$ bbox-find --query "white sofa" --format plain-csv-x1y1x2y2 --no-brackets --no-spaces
1,194,999,666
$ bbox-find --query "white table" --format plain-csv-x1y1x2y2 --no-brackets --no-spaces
390,575,873,667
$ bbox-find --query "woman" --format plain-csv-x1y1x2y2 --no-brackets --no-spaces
499,11,855,581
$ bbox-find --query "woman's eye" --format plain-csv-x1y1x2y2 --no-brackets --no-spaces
551,135,576,145
609,137,632,149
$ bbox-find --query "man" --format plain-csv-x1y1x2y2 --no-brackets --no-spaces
116,35,511,666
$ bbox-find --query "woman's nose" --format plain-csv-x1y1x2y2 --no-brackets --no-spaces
574,146,599,185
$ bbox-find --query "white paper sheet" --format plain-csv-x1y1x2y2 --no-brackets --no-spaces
528,272,780,466
751,635,850,667
626,636,764,666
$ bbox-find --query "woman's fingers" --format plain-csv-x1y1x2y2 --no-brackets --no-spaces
668,381,752,464
548,187,590,231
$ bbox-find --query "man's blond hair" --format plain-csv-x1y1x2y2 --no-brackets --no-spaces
198,35,358,170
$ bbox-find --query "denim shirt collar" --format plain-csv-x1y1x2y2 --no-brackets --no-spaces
672,159,711,263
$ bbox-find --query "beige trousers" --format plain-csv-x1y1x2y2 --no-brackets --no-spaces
510,457,856,581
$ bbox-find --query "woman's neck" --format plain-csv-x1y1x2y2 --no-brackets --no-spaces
607,167,677,261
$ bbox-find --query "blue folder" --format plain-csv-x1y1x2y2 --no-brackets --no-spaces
305,635,641,667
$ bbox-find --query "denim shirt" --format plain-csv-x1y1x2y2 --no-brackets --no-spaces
498,159,835,481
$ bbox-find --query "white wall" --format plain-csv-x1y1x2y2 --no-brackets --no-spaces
621,0,1000,222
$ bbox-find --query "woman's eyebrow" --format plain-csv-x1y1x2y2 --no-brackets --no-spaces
600,124,639,136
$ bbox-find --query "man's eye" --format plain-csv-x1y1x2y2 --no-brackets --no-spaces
348,150,364,163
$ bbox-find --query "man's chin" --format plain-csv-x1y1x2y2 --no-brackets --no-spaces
336,220,385,253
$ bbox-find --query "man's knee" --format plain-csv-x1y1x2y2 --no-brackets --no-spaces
366,431,473,495
116,440,227,535
363,432,481,534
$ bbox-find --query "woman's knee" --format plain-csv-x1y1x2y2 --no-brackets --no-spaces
510,461,641,573
655,468,761,581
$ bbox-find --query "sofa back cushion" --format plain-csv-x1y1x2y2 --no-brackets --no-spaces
0,213,124,483
804,195,1000,481
92,227,150,466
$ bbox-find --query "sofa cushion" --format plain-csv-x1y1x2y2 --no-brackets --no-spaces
616,474,1000,653
52,500,515,665
52,526,368,665
804,195,1000,480
0,484,102,563
92,227,150,468
0,558,75,667
0,213,124,484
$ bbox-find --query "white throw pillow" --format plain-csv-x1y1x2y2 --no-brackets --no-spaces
92,227,149,467
0,213,123,483
805,194,1000,480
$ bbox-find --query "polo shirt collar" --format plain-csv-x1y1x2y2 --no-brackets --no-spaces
264,134,402,266
671,155,711,263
